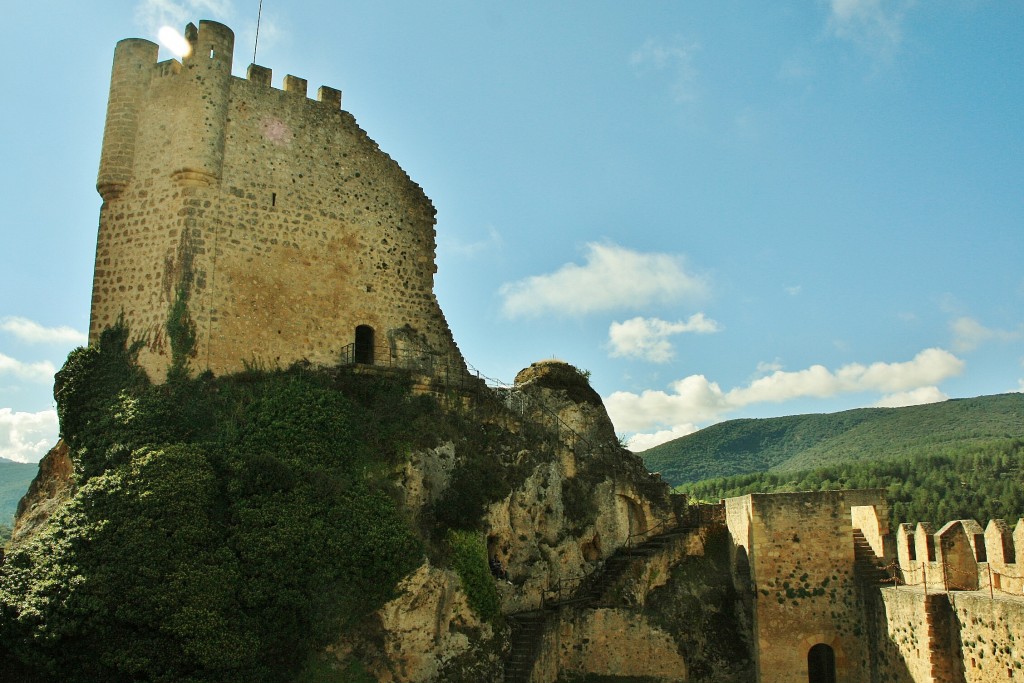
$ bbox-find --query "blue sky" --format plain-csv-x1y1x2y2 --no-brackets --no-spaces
1,1,1022,461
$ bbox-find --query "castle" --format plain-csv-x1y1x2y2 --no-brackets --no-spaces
79,20,1024,683
91,20,465,380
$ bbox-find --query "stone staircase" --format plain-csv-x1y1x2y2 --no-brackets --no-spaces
584,529,691,606
502,525,694,682
852,529,888,584
504,611,548,683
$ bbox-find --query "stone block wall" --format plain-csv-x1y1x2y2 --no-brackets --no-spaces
726,490,888,683
91,20,465,380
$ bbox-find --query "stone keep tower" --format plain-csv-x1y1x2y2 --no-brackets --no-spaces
91,20,465,379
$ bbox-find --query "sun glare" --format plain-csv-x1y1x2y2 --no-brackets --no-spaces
157,26,192,58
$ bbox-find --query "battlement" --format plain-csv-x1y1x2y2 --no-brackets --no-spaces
895,517,1024,593
245,63,343,107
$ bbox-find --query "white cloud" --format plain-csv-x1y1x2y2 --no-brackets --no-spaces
630,37,701,103
826,0,908,59
608,314,721,363
950,316,1022,353
874,386,948,408
135,0,235,38
627,423,699,453
606,347,964,434
0,353,57,384
785,285,802,296
0,408,57,463
0,317,86,345
755,360,783,375
500,243,707,318
442,225,504,258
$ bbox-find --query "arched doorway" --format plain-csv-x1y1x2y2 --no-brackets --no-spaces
808,643,836,683
354,325,374,364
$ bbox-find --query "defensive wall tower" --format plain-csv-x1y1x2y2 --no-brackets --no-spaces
91,20,466,380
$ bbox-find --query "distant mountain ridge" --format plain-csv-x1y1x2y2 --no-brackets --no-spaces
0,457,38,528
639,393,1024,486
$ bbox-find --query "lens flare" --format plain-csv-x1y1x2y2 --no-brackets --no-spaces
157,26,192,58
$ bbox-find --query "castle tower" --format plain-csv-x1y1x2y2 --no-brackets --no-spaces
91,20,466,380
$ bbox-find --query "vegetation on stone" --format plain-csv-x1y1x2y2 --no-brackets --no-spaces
678,438,1024,526
446,529,502,622
0,325,447,682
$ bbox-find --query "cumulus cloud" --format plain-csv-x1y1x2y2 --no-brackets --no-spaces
874,386,948,408
606,347,964,436
0,353,57,384
826,0,908,58
630,37,701,103
0,408,57,463
950,316,1022,353
627,423,700,453
500,243,707,318
608,314,721,363
0,317,86,345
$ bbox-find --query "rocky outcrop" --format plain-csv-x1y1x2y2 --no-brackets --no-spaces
326,360,695,681
330,561,502,682
11,439,73,543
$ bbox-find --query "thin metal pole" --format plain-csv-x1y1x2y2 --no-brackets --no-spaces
253,0,264,65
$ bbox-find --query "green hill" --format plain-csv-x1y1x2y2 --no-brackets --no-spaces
678,438,1024,527
0,458,37,529
639,393,1024,486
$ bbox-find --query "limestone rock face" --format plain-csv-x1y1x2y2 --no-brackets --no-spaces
11,439,74,544
397,442,459,513
513,359,617,446
327,360,682,681
336,561,499,683
492,360,674,604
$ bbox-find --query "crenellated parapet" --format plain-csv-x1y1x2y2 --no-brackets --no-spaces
894,517,1024,594
97,20,347,200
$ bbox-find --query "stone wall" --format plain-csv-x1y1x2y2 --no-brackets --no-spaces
875,588,1024,683
874,589,937,682
725,490,887,683
953,591,1024,682
91,20,464,381
544,609,688,681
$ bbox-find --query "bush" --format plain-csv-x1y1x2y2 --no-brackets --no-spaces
446,530,501,623
0,334,435,682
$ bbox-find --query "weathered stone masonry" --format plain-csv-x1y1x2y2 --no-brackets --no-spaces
92,20,465,380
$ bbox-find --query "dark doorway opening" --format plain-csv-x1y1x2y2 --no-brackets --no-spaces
808,644,836,683
354,325,375,364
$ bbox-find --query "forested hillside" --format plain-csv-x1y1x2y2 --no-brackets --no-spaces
640,393,1024,485
0,458,37,537
677,438,1024,527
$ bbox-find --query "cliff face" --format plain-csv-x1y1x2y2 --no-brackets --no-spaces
11,439,73,543
326,361,752,682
